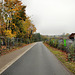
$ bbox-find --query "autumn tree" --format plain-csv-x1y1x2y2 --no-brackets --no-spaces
0,0,36,42
0,2,6,36
2,0,26,38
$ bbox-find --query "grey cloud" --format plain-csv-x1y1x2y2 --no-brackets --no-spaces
22,0,75,35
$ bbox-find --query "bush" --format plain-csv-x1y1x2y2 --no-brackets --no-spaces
58,42,62,49
53,39,58,48
57,42,66,51
46,38,75,62
49,39,54,46
48,39,58,48
68,44,75,61
46,40,49,44
24,38,30,44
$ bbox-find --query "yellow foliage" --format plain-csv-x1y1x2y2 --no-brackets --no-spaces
4,30,16,38
7,17,12,20
1,0,36,39
12,23,16,28
21,17,36,38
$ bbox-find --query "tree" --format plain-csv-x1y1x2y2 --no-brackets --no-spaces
0,0,36,41
0,0,26,38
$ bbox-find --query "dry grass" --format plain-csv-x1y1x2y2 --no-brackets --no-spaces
0,43,30,56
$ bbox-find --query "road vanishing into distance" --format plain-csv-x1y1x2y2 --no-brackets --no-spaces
1,42,72,75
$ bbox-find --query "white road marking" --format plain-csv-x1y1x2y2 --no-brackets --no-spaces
0,43,37,74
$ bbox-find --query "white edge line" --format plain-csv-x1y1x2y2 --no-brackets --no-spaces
0,43,37,74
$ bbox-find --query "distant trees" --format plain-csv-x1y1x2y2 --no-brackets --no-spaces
32,33,42,42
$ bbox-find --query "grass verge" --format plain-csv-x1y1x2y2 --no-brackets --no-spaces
44,43,75,75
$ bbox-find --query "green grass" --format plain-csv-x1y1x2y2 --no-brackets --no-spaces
44,43,75,75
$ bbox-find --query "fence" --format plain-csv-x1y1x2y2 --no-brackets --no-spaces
0,38,23,51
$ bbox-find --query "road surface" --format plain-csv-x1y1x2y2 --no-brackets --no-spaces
1,42,72,75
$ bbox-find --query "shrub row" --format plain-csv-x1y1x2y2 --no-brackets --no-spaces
46,39,75,61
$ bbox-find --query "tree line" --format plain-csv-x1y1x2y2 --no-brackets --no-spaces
0,0,36,43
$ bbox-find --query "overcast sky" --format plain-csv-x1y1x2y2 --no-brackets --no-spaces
22,0,75,35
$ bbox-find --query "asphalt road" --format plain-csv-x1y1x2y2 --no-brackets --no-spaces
1,42,72,75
